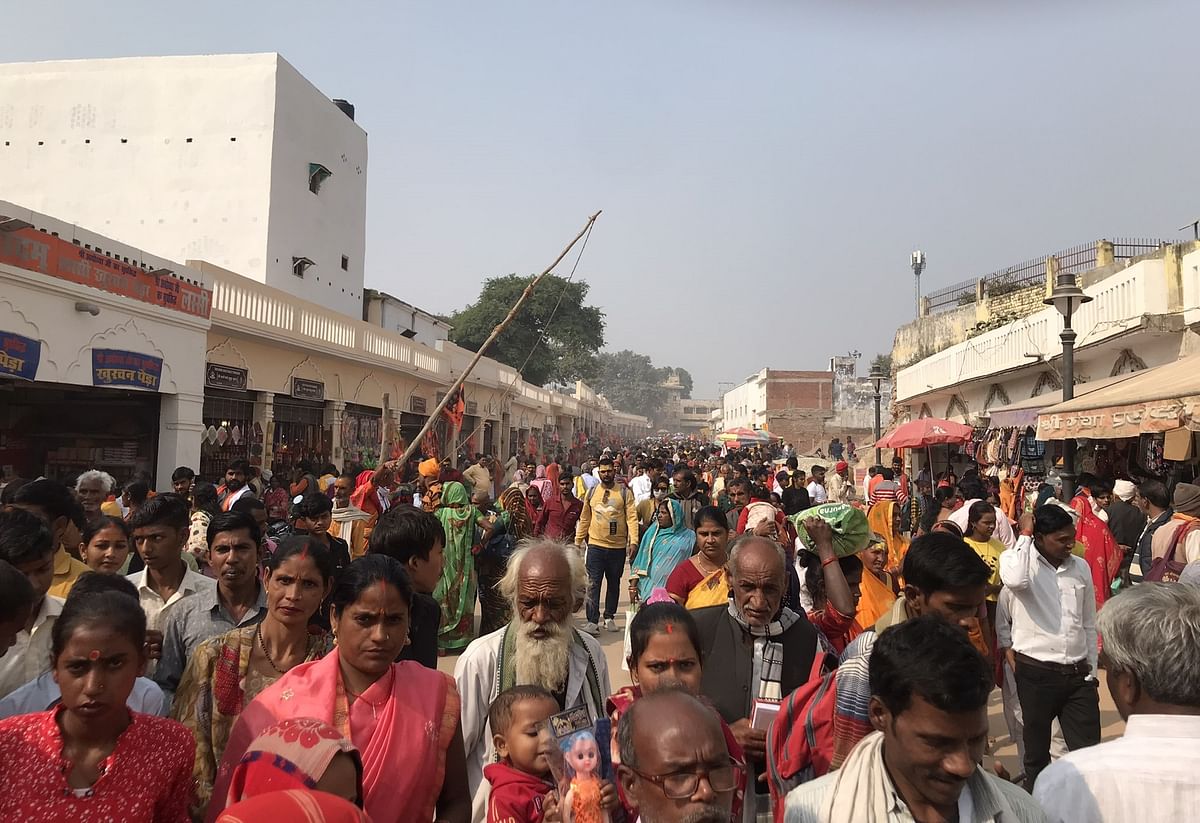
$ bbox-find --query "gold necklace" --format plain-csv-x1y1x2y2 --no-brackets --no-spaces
694,554,722,575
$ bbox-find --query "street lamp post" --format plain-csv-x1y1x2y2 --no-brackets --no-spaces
1044,267,1092,502
911,250,927,321
869,364,886,465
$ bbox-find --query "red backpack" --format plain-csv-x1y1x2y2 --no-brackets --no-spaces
765,652,838,823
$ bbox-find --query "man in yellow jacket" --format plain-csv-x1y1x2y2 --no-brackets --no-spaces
575,456,639,635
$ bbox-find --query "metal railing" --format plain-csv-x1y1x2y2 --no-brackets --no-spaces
924,238,1170,315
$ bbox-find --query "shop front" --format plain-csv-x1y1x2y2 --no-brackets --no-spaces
273,377,330,478
200,363,258,481
0,382,160,483
1035,355,1200,486
342,403,382,472
0,210,210,487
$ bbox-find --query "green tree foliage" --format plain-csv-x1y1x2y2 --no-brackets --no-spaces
593,351,671,420
870,353,893,374
448,274,605,386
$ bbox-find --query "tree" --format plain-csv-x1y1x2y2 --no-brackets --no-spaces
870,353,893,374
448,274,605,386
593,351,671,421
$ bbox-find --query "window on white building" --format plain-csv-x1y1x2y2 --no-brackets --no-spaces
341,255,349,271
308,163,333,194
292,256,315,278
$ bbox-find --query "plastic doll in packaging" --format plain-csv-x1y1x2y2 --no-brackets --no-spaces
560,730,609,823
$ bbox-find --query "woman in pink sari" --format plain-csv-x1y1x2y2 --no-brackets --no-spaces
207,556,470,823
1070,474,1121,609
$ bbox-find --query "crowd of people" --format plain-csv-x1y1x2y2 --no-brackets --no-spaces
0,438,1195,822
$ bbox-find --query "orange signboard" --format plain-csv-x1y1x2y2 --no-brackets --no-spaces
0,228,211,319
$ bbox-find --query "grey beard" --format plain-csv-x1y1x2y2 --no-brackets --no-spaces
513,618,571,693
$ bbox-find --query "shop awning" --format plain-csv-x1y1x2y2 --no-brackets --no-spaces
987,375,1136,429
1035,355,1200,441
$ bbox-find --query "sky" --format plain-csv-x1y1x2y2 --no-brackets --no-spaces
8,1,1200,399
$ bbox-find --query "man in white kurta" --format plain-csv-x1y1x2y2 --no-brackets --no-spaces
454,541,611,823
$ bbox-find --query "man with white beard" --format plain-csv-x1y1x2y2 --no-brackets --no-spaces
454,540,611,823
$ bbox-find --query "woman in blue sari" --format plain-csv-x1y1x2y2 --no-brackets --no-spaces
630,497,696,600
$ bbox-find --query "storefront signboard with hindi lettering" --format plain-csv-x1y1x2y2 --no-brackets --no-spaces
205,363,249,391
92,348,162,391
1036,397,1200,440
291,377,325,401
0,331,41,381
410,395,428,415
1,227,211,319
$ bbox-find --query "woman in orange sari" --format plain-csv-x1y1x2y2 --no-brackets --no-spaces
208,556,470,823
853,534,896,629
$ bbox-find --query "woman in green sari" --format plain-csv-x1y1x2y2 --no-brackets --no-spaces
433,480,481,652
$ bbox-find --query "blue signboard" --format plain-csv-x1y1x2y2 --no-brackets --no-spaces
0,331,40,381
92,348,163,391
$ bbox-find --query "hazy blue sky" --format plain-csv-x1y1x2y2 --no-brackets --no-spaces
9,1,1200,398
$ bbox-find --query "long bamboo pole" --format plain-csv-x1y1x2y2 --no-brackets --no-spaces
395,210,602,467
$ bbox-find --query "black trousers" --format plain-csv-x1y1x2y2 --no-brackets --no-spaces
1014,657,1101,786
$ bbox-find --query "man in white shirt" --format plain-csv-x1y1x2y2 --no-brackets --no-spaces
806,464,829,504
127,495,216,675
999,506,1100,789
0,508,63,699
629,457,662,505
1033,582,1200,822
786,616,1045,823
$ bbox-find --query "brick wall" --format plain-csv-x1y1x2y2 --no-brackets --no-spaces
765,371,834,412
987,284,1045,320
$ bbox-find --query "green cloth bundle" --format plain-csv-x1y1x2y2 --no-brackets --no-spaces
788,503,871,557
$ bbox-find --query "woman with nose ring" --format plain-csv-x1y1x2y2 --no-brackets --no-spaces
208,555,470,823
173,535,335,816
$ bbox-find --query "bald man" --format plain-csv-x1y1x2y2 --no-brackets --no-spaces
618,690,736,823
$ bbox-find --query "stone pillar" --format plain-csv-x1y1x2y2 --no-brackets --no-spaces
383,407,401,461
156,391,205,487
1095,239,1115,268
254,391,275,471
326,400,347,465
1164,243,1184,311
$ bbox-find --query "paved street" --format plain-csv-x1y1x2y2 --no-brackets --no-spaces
438,584,1125,778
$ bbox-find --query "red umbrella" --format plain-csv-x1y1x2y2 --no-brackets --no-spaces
873,417,974,449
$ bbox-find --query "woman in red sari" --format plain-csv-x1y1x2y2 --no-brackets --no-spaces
209,555,470,823
1069,474,1121,608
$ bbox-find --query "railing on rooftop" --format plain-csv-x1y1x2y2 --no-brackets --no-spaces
923,238,1170,315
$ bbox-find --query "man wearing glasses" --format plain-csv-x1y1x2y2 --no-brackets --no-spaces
617,689,737,823
575,456,639,635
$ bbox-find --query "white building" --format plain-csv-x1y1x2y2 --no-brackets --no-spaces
0,200,210,485
363,289,452,347
892,240,1200,426
0,53,367,318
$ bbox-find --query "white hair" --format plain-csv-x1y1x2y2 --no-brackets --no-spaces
75,469,115,493
498,539,588,612
1098,582,1200,707
727,533,788,579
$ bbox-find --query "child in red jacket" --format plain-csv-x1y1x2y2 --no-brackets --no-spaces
485,686,560,823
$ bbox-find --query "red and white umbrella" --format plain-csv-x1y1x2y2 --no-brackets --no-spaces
873,418,973,449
